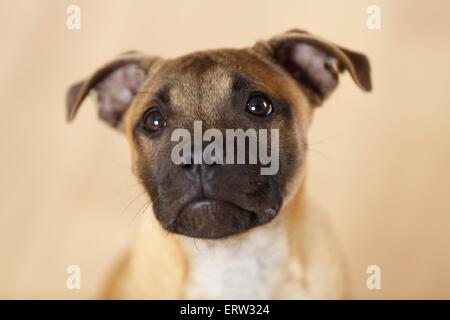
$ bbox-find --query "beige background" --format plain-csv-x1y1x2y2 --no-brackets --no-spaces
0,0,449,299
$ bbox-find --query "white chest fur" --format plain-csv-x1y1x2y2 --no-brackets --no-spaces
180,221,293,299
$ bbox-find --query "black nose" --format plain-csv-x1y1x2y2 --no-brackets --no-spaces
180,146,222,171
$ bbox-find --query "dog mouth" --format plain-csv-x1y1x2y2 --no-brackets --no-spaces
165,198,278,239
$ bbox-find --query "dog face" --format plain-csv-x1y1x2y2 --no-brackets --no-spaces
67,30,371,239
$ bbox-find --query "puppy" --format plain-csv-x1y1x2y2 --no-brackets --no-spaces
66,29,371,299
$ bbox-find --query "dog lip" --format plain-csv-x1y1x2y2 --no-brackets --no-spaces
171,198,258,239
262,207,278,217
177,197,280,218
179,198,251,215
165,196,281,239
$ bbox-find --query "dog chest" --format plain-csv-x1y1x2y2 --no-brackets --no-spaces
180,223,292,299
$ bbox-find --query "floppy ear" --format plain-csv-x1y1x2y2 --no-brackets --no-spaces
66,52,160,127
253,29,372,105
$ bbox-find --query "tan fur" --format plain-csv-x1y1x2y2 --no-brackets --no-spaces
103,177,347,299
67,31,371,299
105,67,348,298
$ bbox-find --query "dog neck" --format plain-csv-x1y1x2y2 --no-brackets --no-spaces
110,172,347,299
178,181,306,299
126,180,307,299
179,217,290,299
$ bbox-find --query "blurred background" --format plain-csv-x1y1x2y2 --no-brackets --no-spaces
0,0,449,299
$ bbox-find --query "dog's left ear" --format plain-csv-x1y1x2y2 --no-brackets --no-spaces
253,29,372,105
66,52,160,128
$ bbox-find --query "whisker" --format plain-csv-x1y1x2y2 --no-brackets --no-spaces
193,238,201,252
136,199,152,217
307,131,343,147
121,191,147,216
307,147,334,163
232,238,243,256
128,198,152,226
307,137,332,147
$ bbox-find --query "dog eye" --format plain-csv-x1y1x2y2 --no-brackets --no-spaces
143,109,166,131
246,95,273,116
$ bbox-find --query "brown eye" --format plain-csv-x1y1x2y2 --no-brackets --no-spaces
143,109,166,131
246,95,273,116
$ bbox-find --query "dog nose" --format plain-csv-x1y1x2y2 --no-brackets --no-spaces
180,150,221,169
180,144,222,172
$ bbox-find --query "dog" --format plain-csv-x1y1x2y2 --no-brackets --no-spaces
66,29,371,299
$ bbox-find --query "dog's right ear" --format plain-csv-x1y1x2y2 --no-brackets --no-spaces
66,52,160,128
252,29,371,106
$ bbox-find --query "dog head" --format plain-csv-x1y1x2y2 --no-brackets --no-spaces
66,30,371,239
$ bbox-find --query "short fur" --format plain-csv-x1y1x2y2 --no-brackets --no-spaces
66,30,371,299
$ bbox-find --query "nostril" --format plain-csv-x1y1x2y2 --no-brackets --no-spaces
180,162,193,169
206,157,216,166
